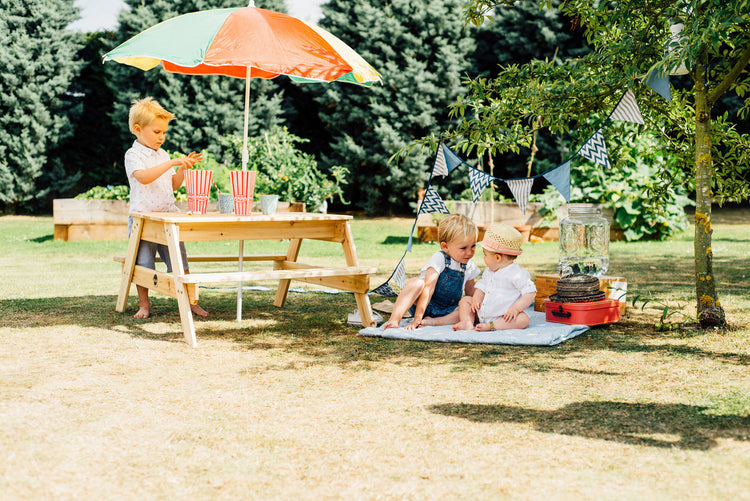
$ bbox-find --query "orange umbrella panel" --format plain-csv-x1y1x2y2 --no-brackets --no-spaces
104,7,381,85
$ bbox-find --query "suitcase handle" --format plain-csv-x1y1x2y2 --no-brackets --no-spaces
551,306,571,318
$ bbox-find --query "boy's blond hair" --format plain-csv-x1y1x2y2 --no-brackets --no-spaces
128,97,175,135
437,214,477,244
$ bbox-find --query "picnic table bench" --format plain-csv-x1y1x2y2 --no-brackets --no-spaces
115,212,377,347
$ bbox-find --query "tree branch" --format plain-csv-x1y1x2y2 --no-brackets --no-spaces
707,42,750,107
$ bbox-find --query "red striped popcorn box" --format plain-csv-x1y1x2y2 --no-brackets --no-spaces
185,170,213,214
231,170,256,215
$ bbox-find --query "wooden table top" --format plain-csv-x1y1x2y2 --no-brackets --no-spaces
131,212,353,223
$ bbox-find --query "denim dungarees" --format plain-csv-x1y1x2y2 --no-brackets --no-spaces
411,251,466,318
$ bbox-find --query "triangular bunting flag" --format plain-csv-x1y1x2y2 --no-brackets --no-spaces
578,129,610,169
468,167,494,203
419,187,450,214
610,89,644,124
505,178,534,215
644,70,671,102
542,161,571,202
432,143,465,177
392,259,407,288
371,282,398,297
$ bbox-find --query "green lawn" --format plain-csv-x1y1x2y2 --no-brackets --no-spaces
1,212,748,499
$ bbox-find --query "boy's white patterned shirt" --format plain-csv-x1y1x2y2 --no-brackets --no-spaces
125,141,178,213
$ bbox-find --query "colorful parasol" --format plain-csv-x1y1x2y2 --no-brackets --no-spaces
103,2,381,171
103,5,381,86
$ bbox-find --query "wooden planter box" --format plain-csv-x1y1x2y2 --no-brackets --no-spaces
416,201,621,243
53,198,306,241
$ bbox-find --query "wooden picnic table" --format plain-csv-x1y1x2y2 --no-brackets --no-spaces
115,212,377,347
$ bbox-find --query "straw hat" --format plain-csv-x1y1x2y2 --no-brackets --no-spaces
478,224,523,256
548,274,605,303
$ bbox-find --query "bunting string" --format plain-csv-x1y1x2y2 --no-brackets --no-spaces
371,79,672,295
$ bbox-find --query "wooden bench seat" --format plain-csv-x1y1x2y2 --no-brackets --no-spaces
114,254,287,264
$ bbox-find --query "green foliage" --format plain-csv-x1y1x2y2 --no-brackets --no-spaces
58,31,125,195
317,0,477,213
0,0,84,213
629,291,698,331
536,132,693,241
75,185,130,200
225,128,349,208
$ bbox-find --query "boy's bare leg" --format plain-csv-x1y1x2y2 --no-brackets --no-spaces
134,284,150,319
191,303,208,317
452,297,475,331
184,270,209,318
382,278,424,329
475,311,530,331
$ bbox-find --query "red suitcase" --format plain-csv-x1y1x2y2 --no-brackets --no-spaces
544,298,621,326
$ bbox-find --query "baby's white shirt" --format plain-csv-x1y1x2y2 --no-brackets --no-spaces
475,262,536,323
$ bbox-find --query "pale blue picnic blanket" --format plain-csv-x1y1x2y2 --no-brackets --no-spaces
358,308,589,346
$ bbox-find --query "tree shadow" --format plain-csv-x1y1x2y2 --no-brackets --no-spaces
29,234,54,243
2,292,748,368
429,401,750,450
381,236,412,245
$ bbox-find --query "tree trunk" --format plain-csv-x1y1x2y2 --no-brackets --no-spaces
693,64,726,328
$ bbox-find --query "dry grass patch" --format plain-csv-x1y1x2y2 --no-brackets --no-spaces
1,214,749,499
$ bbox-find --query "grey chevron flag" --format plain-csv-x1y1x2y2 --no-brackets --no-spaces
505,178,534,215
578,129,610,169
419,187,450,214
610,89,644,124
371,282,398,297
469,167,494,203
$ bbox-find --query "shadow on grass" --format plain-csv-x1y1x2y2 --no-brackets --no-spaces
428,401,750,450
2,291,748,368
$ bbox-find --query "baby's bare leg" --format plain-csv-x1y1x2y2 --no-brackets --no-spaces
422,308,460,326
452,297,475,331
476,311,530,331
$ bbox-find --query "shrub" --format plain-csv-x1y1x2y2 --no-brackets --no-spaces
535,133,693,241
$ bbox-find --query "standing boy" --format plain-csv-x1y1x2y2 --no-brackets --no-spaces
125,97,207,319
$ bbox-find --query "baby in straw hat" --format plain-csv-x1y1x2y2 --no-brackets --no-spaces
452,224,536,332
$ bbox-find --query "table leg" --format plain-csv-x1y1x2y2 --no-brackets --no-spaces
164,223,197,347
237,240,244,321
273,238,302,307
340,222,374,327
116,217,142,313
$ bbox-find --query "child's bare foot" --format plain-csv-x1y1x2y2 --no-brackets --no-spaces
420,316,439,326
191,304,209,318
382,318,401,329
134,306,150,319
452,320,474,331
475,322,492,331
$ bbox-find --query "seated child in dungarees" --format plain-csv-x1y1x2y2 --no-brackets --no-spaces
382,214,480,330
124,96,207,319
453,224,536,331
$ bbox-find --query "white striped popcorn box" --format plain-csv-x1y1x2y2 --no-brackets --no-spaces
230,171,256,215
185,170,213,214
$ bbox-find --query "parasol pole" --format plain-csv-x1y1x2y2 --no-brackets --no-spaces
237,67,252,322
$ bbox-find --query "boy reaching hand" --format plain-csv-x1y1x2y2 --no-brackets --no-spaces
124,97,208,319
